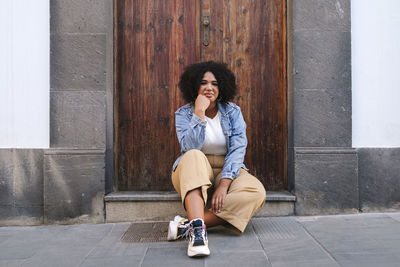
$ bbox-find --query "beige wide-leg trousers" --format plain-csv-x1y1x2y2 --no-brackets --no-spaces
171,149,266,233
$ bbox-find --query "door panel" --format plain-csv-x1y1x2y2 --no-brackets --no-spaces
115,0,200,190
202,0,288,190
115,0,287,191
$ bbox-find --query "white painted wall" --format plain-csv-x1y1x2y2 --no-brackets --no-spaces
0,0,49,148
352,0,400,147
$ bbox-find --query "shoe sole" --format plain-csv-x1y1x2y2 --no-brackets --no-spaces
187,245,210,257
167,221,178,241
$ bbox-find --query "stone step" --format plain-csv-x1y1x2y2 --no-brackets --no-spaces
105,191,296,223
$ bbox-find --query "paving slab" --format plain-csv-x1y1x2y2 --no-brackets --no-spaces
0,259,25,267
387,212,400,223
21,245,95,267
90,223,131,248
252,217,339,266
0,226,62,260
333,252,400,267
141,247,204,267
207,223,263,253
205,250,270,267
80,255,144,267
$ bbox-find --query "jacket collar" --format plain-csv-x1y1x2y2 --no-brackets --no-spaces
217,101,234,116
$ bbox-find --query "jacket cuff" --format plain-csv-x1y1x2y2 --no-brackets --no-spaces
220,171,234,180
190,113,207,127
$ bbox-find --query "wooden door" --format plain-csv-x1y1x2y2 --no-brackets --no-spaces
114,0,287,191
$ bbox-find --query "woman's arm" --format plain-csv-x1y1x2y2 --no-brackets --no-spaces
221,106,247,180
175,109,207,152
175,95,211,152
212,106,247,213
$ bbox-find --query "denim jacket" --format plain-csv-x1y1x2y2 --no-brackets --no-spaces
172,101,248,180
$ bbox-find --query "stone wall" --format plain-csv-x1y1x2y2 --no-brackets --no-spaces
46,0,112,223
358,148,400,212
291,0,359,215
0,150,43,225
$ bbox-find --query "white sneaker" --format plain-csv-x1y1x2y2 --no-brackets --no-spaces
167,215,189,241
187,218,210,257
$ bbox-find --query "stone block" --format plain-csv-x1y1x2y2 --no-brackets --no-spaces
50,0,108,33
0,149,43,226
294,89,351,147
358,148,400,212
293,31,351,89
0,206,43,225
51,34,106,91
293,0,350,31
254,201,294,217
0,149,14,206
105,201,187,223
50,91,106,148
44,150,105,224
12,150,44,207
294,148,359,215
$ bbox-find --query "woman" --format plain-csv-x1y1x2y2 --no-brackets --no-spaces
168,61,266,257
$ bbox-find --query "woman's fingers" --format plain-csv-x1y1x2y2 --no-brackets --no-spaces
219,197,224,212
212,190,227,213
216,195,225,213
212,195,217,213
212,195,218,213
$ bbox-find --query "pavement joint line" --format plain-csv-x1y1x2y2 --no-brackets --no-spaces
138,245,149,267
295,212,399,221
251,222,273,267
77,223,116,266
387,213,400,223
298,220,343,267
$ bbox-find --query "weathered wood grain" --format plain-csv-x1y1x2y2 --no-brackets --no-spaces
115,0,199,190
115,0,287,190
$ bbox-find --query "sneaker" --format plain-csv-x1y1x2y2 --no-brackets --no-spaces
187,218,210,257
167,215,189,241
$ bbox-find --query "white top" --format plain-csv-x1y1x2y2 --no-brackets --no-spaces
201,111,228,155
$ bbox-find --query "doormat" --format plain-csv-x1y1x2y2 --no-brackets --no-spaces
121,222,176,243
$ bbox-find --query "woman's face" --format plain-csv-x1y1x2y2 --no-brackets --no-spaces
198,71,219,103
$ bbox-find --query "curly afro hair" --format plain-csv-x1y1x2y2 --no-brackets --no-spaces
178,61,237,103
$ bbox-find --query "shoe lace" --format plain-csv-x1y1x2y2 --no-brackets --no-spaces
182,227,190,239
190,225,204,243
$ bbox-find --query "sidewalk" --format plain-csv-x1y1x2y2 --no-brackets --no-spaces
1,212,400,267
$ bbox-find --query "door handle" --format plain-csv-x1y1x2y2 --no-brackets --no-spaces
203,13,210,46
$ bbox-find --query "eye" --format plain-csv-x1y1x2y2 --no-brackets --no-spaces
212,82,218,86
200,81,207,85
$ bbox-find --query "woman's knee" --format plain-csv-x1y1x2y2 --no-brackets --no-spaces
256,186,267,204
245,184,266,206
179,149,209,169
182,149,206,159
